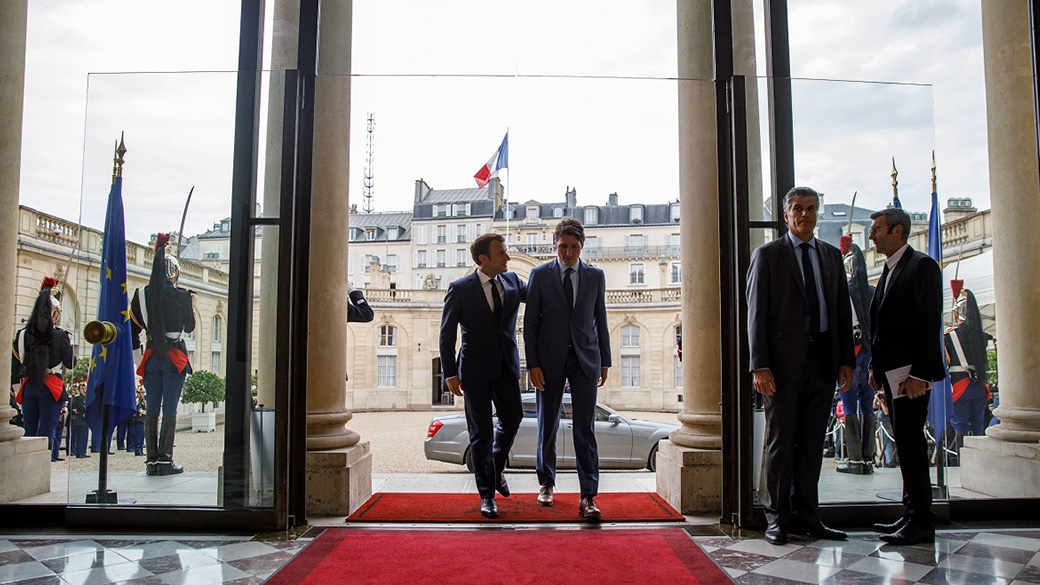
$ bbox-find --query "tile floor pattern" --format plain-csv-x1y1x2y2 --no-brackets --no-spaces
0,528,1038,584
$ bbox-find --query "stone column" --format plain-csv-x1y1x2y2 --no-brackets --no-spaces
960,0,1040,497
0,0,51,503
656,0,724,514
304,0,372,515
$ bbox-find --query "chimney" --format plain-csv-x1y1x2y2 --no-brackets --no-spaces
607,192,618,206
943,197,977,222
565,186,577,210
414,178,432,203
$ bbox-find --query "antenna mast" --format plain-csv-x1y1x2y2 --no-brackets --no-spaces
363,113,375,213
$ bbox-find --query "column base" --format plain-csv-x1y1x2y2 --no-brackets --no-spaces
960,436,1040,497
655,439,721,515
0,437,50,503
306,441,372,516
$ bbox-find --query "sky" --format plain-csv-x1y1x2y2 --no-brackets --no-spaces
18,0,989,244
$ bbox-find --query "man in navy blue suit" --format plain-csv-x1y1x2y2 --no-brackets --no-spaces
439,232,527,518
524,217,611,519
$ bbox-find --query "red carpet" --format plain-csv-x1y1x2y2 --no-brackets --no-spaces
267,529,733,585
346,492,684,523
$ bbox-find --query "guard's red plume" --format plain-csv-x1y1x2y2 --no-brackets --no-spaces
839,234,853,255
41,276,60,291
951,279,964,300
155,233,170,250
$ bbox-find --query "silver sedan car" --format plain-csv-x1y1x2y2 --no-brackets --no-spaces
424,392,678,472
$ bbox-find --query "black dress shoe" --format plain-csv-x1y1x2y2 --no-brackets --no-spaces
495,475,510,498
874,515,909,534
480,497,498,518
836,462,866,475
880,524,935,546
579,497,601,520
788,518,847,540
764,523,788,545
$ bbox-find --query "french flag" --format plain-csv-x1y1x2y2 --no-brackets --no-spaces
474,132,508,188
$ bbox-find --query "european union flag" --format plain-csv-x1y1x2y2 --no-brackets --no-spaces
926,188,954,436
85,176,138,437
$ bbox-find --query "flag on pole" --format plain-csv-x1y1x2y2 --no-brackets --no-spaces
85,175,138,437
474,133,508,188
926,187,954,435
892,194,902,209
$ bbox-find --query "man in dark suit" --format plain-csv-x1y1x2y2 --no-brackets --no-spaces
439,232,527,518
524,217,611,519
867,207,944,545
747,186,854,545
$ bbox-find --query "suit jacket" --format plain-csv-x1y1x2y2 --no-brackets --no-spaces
439,270,527,384
747,234,855,383
524,258,611,380
868,246,944,382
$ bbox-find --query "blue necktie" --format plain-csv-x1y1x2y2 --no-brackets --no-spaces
491,277,502,320
800,243,821,335
563,267,574,310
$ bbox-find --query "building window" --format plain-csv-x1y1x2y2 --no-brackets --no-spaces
417,250,427,268
436,225,447,243
434,204,448,217
475,223,484,236
526,207,538,223
626,234,646,253
621,356,640,388
670,201,680,222
366,228,377,241
669,233,680,254
365,255,376,273
456,225,466,243
379,325,396,347
211,351,221,374
629,263,645,284
620,324,640,388
436,250,447,267
212,316,222,343
386,254,399,273
456,249,467,267
584,207,598,225
553,207,564,218
671,262,681,283
526,233,537,253
377,356,397,387
674,324,683,387
453,203,470,216
630,206,643,223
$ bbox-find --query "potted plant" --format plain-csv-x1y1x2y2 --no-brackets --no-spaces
181,371,226,432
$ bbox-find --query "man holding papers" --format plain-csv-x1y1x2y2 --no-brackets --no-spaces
867,207,944,545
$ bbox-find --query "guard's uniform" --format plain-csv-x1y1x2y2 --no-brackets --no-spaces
11,326,73,447
129,277,195,475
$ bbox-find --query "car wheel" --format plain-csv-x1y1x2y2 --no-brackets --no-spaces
647,443,659,472
464,448,474,473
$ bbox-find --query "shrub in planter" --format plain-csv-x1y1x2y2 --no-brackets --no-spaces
181,371,226,413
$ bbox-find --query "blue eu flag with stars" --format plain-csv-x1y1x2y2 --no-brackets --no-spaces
85,176,138,437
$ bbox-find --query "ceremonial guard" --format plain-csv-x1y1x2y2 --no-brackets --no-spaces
945,282,992,457
10,278,74,451
129,234,196,476
836,237,876,474
130,385,147,456
68,380,89,458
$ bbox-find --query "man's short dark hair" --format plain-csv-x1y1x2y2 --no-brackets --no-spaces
783,186,820,211
470,232,504,265
869,207,912,242
554,217,585,244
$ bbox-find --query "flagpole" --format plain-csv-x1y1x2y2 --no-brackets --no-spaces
504,128,510,249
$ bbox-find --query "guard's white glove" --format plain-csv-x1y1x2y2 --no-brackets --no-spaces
347,281,357,295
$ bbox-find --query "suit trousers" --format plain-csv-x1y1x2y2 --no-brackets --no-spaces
885,384,936,529
762,334,835,526
462,360,523,499
536,347,600,497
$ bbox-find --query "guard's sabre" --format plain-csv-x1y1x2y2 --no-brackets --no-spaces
846,191,857,234
175,186,194,259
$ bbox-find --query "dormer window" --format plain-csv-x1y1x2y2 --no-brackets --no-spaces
526,207,538,223
670,201,680,222
553,206,564,218
584,207,598,225
630,205,644,224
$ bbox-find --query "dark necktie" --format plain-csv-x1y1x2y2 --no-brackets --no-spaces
876,263,890,304
491,277,503,320
800,242,821,335
563,267,575,310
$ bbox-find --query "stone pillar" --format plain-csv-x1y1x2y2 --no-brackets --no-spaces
0,0,51,503
305,0,372,515
656,0,723,515
960,0,1040,497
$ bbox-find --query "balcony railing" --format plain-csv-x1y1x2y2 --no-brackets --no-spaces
363,287,682,306
507,244,682,259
